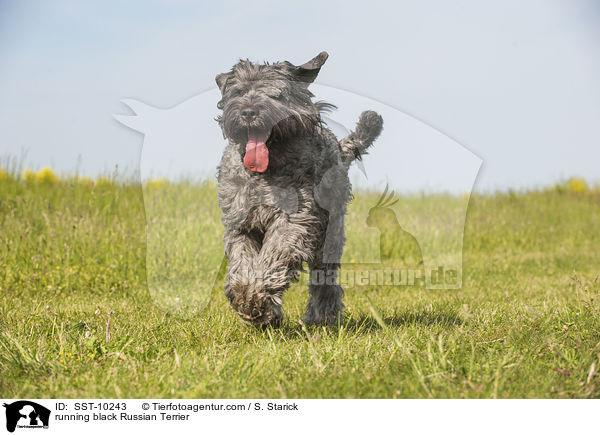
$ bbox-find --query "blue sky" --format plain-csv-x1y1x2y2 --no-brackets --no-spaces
0,0,599,192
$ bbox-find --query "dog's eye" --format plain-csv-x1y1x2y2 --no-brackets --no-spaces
228,86,247,97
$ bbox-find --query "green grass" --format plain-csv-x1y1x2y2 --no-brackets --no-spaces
1,171,600,398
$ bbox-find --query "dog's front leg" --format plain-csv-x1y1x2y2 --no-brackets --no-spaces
304,258,345,325
257,216,316,296
224,229,290,327
223,231,261,305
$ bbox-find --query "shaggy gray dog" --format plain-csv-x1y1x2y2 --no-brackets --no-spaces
215,51,383,327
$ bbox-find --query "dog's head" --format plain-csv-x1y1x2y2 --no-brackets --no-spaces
215,52,330,173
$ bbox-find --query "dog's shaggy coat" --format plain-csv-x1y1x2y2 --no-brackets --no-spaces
216,52,383,326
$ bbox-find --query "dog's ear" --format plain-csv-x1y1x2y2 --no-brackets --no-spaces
215,72,232,93
289,51,329,84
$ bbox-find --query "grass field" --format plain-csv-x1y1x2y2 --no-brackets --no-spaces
1,169,600,398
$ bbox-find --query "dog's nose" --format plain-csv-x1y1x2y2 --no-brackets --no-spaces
241,108,258,121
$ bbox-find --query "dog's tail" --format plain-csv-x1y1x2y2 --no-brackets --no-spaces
340,110,383,165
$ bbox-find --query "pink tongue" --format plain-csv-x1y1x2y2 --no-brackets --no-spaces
243,132,269,172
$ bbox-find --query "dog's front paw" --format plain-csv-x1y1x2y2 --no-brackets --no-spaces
228,284,284,328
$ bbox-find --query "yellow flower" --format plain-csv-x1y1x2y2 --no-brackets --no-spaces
145,178,168,190
22,169,37,185
0,167,11,183
94,176,113,188
37,167,59,185
77,176,93,187
567,177,587,194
